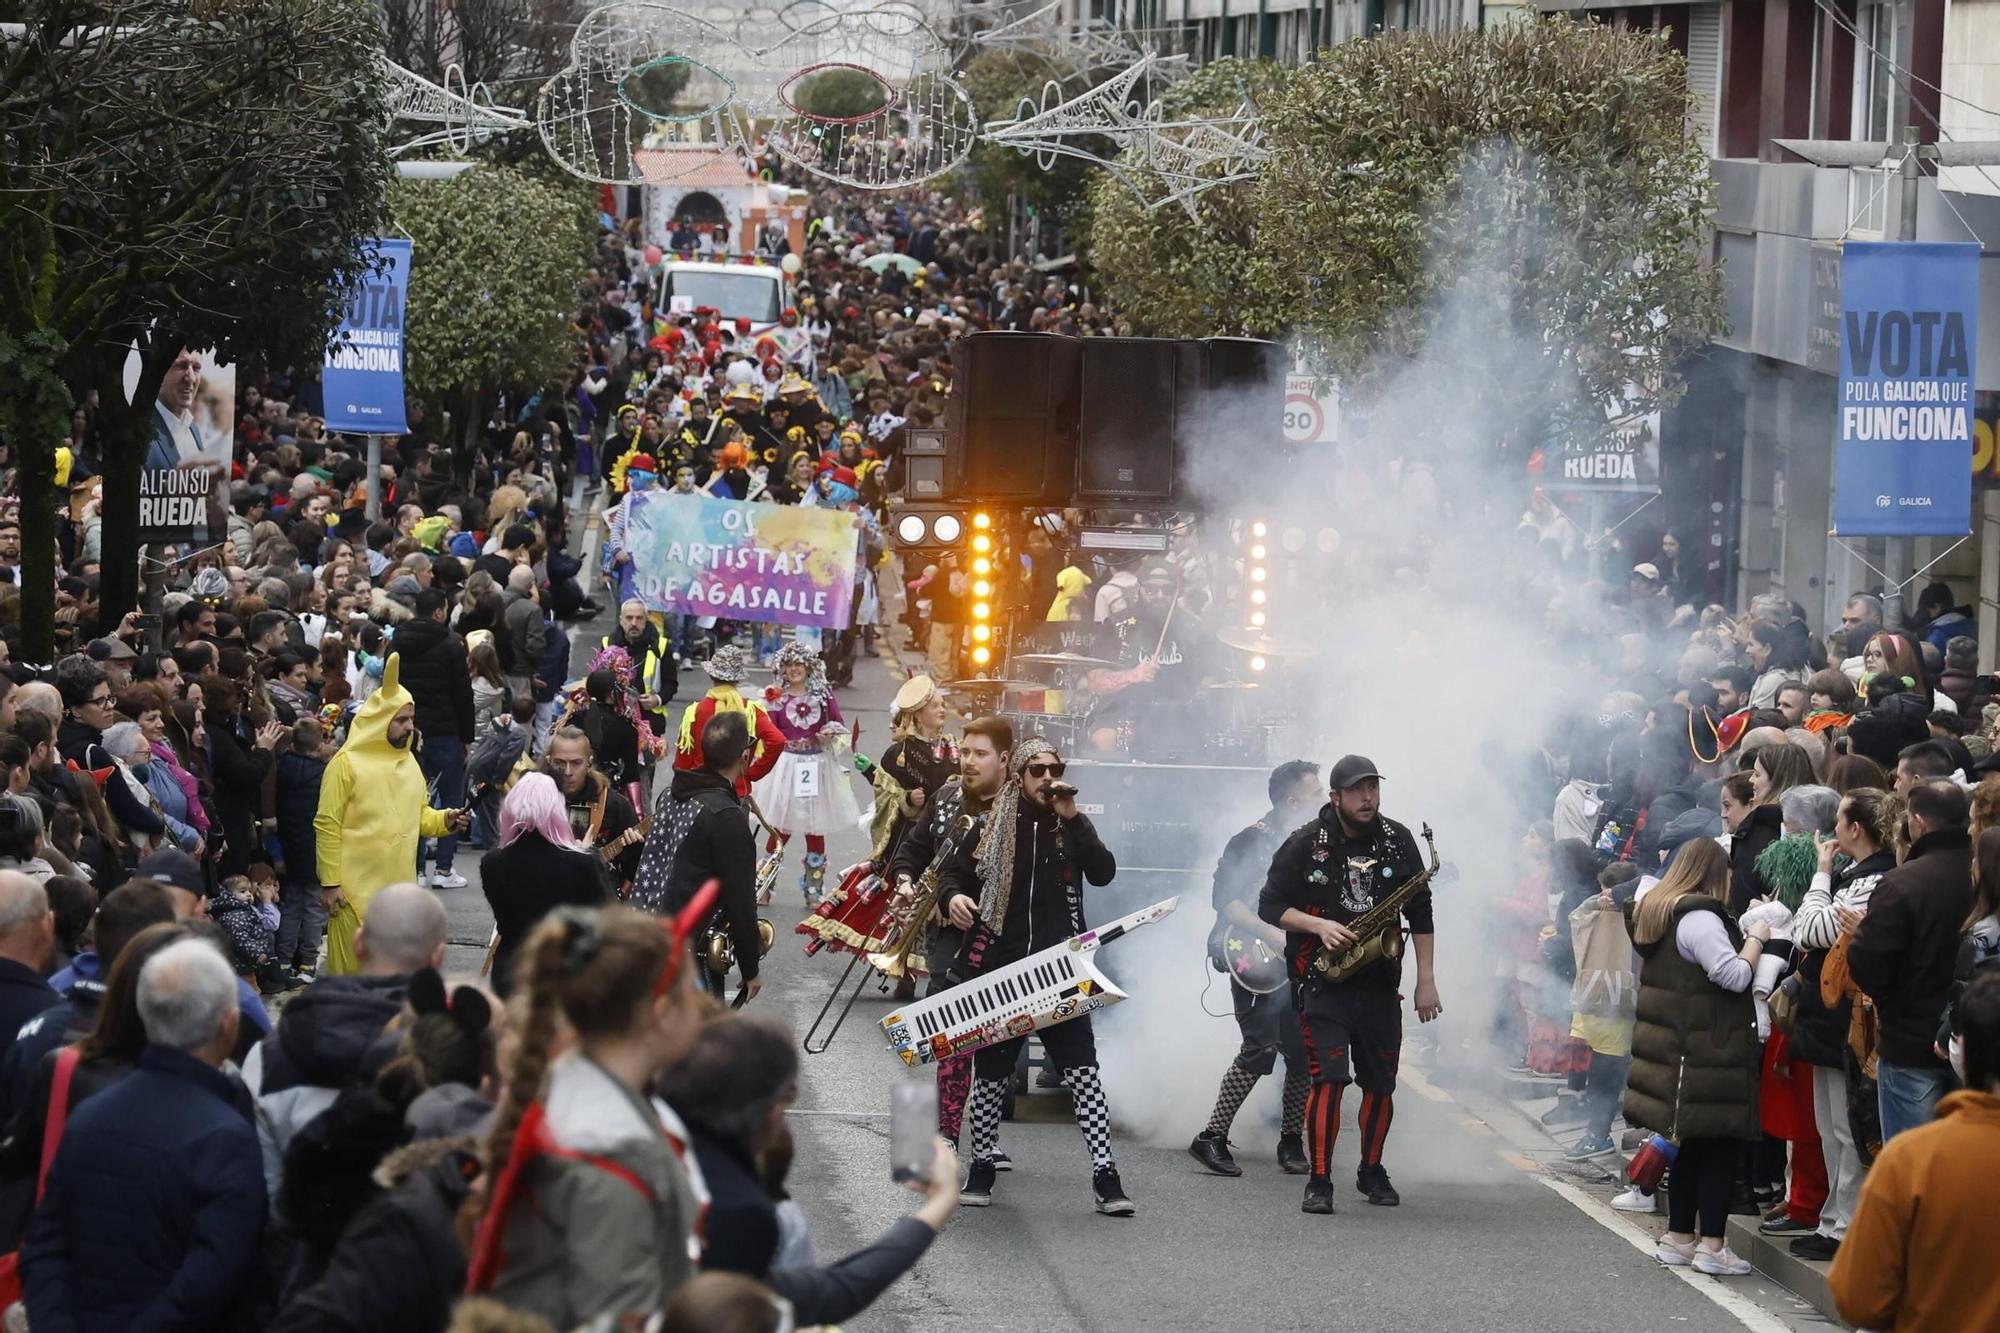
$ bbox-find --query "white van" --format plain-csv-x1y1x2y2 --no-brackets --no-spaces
654,260,791,337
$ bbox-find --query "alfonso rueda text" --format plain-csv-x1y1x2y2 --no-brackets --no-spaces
139,468,210,529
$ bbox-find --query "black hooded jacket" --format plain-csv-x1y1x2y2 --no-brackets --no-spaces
256,974,408,1097
392,617,473,744
935,799,1116,972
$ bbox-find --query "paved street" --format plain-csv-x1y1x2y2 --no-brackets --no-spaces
432,608,1829,1333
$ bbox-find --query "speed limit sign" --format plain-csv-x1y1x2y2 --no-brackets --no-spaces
1283,393,1322,443
1283,373,1339,444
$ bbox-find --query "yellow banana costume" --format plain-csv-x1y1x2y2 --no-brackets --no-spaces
313,654,454,974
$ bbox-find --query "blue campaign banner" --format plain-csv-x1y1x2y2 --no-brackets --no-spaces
322,238,411,436
1834,241,1978,536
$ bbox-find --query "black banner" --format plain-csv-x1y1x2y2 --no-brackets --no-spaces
137,468,212,544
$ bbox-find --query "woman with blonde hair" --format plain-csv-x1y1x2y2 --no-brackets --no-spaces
1625,837,1769,1275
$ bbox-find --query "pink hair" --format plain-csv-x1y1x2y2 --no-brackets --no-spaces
498,772,584,852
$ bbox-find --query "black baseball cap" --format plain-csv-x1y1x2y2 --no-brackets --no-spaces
135,847,205,897
1329,755,1384,790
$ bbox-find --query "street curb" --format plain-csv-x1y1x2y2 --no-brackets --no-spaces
1485,1077,1839,1324
1725,1217,1840,1324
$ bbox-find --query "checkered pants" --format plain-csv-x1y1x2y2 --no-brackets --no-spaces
966,1063,1116,1172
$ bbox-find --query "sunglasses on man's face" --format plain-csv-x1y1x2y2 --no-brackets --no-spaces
1025,761,1066,779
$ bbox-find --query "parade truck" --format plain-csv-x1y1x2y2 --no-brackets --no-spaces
653,259,792,338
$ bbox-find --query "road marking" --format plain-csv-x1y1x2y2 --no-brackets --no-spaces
1531,1173,1805,1333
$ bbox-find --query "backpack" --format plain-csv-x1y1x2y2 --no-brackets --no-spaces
467,723,528,790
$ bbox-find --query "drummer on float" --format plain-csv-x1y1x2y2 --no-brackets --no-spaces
1080,558,1219,751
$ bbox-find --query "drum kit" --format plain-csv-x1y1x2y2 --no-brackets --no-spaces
947,649,1115,754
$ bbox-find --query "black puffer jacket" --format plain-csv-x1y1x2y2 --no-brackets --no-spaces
392,617,473,744
255,974,409,1099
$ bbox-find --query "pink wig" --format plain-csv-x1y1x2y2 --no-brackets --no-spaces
498,772,584,851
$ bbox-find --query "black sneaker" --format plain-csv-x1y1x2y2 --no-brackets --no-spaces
1187,1131,1241,1176
1790,1232,1840,1261
1093,1166,1135,1216
1301,1176,1335,1214
1276,1133,1310,1175
991,1150,1013,1172
1356,1164,1401,1206
962,1160,996,1207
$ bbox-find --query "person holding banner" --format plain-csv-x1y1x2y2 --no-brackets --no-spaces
752,641,860,905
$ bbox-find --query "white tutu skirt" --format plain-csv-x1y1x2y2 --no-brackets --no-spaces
753,749,864,836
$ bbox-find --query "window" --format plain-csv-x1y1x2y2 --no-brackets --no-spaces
1852,0,1905,142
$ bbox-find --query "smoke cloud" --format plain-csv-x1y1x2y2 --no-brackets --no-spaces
1092,150,1631,1145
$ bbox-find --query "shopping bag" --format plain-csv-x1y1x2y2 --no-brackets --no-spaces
1568,900,1636,1020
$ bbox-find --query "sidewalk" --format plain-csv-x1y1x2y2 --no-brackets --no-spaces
1483,1065,1843,1326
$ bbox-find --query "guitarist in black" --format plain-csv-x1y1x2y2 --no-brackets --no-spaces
1259,755,1442,1215
1189,760,1323,1178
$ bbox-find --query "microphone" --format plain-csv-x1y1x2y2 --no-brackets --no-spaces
1048,782,1078,800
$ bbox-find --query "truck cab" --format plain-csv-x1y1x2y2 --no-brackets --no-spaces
654,260,791,338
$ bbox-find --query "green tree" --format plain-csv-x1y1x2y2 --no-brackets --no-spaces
792,67,894,121
392,164,592,458
1090,21,1726,451
1087,58,1294,338
0,0,392,659
955,50,1103,227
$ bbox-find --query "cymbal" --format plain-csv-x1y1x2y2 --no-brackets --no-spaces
1217,628,1318,658
1201,681,1263,692
1012,651,1119,668
945,678,1037,691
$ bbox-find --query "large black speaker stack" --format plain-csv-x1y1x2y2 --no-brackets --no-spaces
947,332,1284,509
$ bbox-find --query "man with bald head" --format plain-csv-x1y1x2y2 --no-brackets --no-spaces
0,870,55,1067
240,881,448,1198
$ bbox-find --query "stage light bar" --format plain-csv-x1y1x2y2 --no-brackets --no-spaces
971,646,992,666
1078,527,1169,553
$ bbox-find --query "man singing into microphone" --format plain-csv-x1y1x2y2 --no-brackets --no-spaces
1260,755,1441,1215
932,730,1128,1217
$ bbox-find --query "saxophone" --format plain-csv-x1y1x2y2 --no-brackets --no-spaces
866,810,975,980
1310,824,1442,985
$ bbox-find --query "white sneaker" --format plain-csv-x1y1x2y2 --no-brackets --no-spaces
1656,1237,1696,1267
416,871,430,889
1613,1185,1661,1213
1692,1246,1753,1276
433,871,468,890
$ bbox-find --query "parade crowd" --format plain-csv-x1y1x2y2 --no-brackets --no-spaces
0,172,1107,1332
1489,551,2000,1326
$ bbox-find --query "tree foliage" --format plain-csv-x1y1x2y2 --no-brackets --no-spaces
1087,58,1292,339
1089,21,1727,450
391,164,592,450
0,0,392,655
954,50,1102,225
792,67,895,121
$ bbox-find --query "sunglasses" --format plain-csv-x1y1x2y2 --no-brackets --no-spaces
1025,761,1066,779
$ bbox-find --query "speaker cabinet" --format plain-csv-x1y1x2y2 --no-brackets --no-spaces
1076,339,1179,502
946,332,1080,504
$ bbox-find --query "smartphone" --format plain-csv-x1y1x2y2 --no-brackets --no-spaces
890,1080,937,1185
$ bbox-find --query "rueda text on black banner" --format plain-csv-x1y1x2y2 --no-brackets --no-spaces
138,467,210,543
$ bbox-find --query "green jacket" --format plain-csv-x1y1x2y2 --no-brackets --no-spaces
1623,895,1761,1142
488,1054,699,1327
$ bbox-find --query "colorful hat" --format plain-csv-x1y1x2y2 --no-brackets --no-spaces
702,644,752,683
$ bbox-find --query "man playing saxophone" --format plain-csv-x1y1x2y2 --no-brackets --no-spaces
1259,755,1442,1216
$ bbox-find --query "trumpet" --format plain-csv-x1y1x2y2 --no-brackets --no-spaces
802,811,973,1055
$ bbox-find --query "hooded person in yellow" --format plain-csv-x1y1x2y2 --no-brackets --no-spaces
1046,566,1092,622
313,654,464,974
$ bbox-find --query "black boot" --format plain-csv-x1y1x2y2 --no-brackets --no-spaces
962,1159,997,1207
1092,1166,1135,1216
1357,1163,1401,1206
1187,1131,1241,1177
1302,1176,1335,1214
1276,1133,1310,1175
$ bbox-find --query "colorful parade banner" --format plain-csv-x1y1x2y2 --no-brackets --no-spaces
1834,241,1978,536
625,492,858,629
323,238,411,436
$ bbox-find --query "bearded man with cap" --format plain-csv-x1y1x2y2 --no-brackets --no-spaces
1259,755,1441,1215
312,655,469,975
